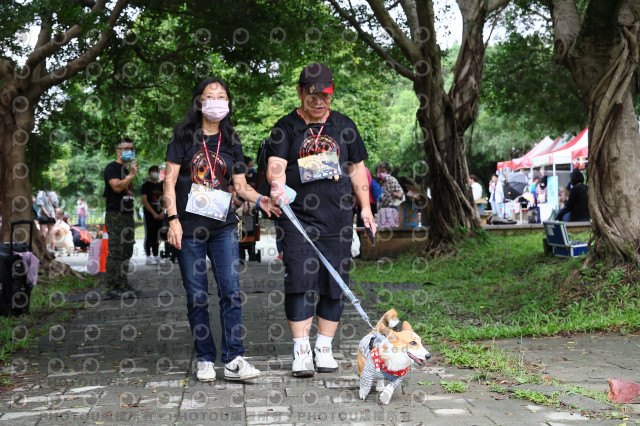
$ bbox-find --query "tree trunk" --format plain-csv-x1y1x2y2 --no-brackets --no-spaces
414,0,485,255
0,91,56,266
585,60,640,262
415,82,481,255
557,9,640,262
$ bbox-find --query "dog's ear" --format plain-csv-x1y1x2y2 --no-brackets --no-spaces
380,325,399,342
379,324,392,337
401,321,413,332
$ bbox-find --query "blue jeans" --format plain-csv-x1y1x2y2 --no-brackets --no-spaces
78,216,86,229
490,201,503,218
177,227,243,363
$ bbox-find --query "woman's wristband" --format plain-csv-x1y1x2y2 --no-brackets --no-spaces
257,196,263,207
167,214,179,222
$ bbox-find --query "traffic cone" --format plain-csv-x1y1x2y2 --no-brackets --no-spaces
99,225,109,273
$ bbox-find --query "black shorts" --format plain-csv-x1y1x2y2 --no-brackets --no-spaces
38,216,55,225
279,218,353,300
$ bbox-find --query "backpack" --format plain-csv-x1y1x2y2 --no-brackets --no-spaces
370,178,383,203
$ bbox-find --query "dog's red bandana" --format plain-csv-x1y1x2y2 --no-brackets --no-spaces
370,347,409,377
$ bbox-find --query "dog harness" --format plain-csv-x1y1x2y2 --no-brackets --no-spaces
370,347,409,377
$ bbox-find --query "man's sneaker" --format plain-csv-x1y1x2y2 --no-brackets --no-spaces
146,256,158,265
154,256,162,264
313,346,338,373
105,287,134,299
196,361,216,382
224,356,260,381
292,344,315,377
123,284,141,297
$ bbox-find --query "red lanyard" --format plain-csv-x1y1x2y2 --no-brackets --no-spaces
202,132,222,186
296,108,330,153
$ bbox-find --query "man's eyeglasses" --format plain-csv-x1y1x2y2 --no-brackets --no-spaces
201,95,229,101
303,91,332,101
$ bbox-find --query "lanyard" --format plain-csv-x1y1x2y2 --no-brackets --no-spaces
202,132,222,186
296,108,330,153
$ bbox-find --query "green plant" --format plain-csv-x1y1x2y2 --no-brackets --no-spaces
490,384,506,393
440,380,468,393
511,389,560,406
418,380,435,386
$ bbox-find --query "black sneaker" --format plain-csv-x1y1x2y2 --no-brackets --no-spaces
105,287,135,299
123,284,141,296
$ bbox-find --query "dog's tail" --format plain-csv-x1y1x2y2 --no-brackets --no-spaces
376,309,401,331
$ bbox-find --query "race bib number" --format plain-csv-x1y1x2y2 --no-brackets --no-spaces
297,151,341,183
185,183,231,221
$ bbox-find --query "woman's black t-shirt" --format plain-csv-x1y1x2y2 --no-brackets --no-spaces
140,181,164,216
266,109,368,236
165,133,245,239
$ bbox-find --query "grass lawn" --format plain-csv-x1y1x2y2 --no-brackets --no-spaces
352,230,640,405
0,273,99,386
352,230,640,342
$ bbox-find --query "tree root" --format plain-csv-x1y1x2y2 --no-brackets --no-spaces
39,259,85,280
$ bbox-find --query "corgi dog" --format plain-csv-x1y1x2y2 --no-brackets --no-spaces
357,309,430,404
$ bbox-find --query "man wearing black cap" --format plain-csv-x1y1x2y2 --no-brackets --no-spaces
266,62,377,377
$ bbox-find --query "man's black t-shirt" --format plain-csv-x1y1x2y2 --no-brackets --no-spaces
266,109,368,235
141,181,164,217
104,161,135,214
165,133,245,239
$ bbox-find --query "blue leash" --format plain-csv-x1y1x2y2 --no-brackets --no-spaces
278,200,375,330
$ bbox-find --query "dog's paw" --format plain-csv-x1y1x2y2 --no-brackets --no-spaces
359,387,369,400
375,384,385,393
379,389,393,405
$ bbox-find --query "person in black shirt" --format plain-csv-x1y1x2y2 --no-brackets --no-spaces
164,77,281,383
557,169,590,222
266,63,377,377
103,137,139,299
141,165,164,264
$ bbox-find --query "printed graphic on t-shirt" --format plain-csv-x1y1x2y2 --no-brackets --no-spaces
298,133,342,183
190,149,228,191
299,133,340,159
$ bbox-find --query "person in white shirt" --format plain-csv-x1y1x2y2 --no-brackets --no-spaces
488,174,504,218
469,175,483,200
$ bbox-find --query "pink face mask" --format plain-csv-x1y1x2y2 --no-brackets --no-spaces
202,99,229,122
377,172,388,179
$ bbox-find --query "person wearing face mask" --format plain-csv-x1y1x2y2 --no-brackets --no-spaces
164,77,281,383
376,162,404,208
266,63,376,378
141,165,164,264
375,162,404,227
103,137,139,299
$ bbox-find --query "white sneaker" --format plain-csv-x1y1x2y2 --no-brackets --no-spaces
313,346,338,373
224,356,260,381
196,361,216,382
154,256,162,263
292,344,315,377
145,256,158,265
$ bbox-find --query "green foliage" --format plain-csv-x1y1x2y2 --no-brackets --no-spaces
440,380,468,393
482,32,585,137
512,389,560,406
490,384,506,393
418,380,435,386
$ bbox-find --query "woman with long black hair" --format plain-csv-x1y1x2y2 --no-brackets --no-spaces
164,77,280,382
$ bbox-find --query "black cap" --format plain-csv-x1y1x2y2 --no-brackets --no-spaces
298,62,334,94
